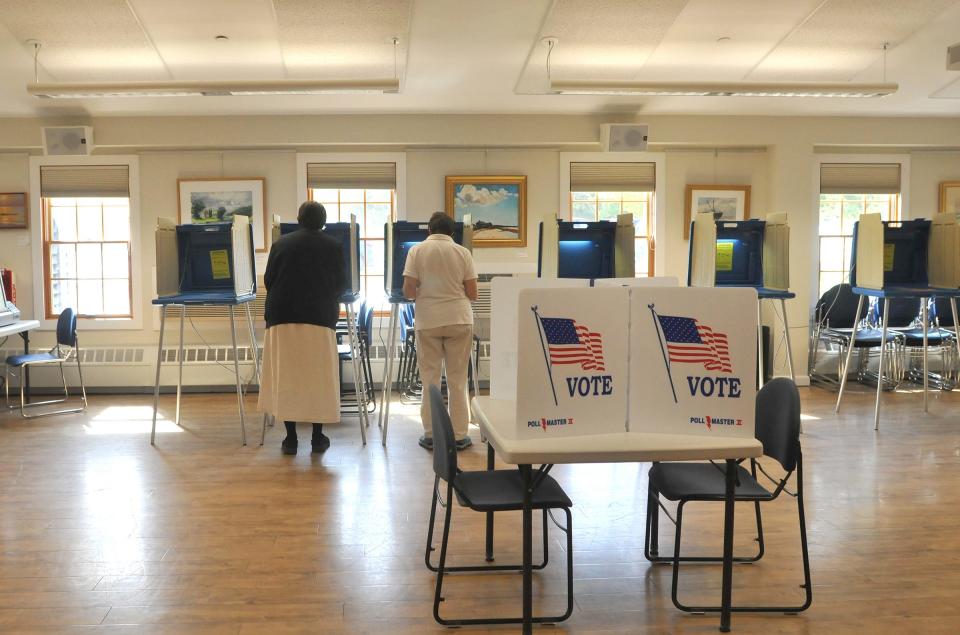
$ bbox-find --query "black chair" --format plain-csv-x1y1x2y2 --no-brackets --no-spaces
423,384,573,626
5,308,88,418
877,298,956,390
643,378,812,614
809,283,903,388
357,301,376,408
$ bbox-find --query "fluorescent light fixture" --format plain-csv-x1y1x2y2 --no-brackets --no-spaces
28,78,400,98
550,80,898,98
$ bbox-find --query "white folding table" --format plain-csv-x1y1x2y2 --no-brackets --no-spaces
472,396,763,634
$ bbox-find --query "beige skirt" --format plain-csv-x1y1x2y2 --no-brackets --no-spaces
258,323,341,424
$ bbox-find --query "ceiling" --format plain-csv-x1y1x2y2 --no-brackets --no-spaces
0,0,959,118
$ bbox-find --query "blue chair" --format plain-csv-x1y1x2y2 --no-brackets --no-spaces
5,308,87,418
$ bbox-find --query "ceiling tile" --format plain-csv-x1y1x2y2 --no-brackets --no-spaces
749,0,960,81
0,0,168,81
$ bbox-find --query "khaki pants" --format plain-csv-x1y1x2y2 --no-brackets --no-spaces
416,324,473,439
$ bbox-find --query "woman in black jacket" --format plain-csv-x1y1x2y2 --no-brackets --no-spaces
259,201,347,455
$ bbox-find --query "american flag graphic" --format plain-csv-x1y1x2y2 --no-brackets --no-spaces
656,315,732,373
539,317,605,372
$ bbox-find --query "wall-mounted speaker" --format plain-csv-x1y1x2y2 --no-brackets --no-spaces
600,123,649,152
42,126,94,156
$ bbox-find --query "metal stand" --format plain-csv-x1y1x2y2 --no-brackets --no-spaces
757,296,796,388
151,300,261,447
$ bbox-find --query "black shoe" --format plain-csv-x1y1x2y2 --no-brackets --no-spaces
281,437,298,455
312,434,331,454
455,436,473,451
418,436,434,451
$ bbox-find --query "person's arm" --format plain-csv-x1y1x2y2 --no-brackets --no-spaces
403,275,419,300
263,245,278,291
463,278,478,302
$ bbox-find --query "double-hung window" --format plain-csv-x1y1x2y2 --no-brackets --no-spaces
304,161,399,307
38,164,134,319
817,161,903,299
567,160,658,276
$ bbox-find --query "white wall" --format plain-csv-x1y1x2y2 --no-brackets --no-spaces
1,113,959,387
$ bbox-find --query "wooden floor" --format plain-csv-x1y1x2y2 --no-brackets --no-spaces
1,384,959,634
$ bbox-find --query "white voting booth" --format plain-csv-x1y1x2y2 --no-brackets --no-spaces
495,284,758,441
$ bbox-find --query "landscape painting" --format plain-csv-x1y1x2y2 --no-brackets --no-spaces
178,178,266,251
446,176,527,247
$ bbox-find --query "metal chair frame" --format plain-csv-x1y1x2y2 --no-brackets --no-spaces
5,316,87,419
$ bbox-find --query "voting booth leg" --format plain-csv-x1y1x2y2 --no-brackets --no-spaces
379,304,400,445
150,305,168,446
835,295,865,413
719,459,736,632
873,302,890,431
243,303,262,388
345,304,368,446
922,302,929,413
228,306,247,446
175,305,185,426
521,463,533,635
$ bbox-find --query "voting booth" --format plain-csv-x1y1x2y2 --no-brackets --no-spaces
929,215,960,290
503,285,757,441
272,214,362,302
537,215,635,280
155,216,256,303
688,211,794,383
377,219,472,445
150,215,260,447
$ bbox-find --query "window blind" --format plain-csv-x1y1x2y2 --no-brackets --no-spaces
819,163,901,195
570,162,656,192
306,162,397,190
40,165,130,198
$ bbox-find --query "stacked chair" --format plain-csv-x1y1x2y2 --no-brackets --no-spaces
876,297,957,391
809,283,904,390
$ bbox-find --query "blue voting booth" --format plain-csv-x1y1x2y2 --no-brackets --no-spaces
537,217,635,280
849,218,930,292
277,220,362,302
150,216,260,447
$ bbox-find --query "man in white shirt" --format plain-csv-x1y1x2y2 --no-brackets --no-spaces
403,212,479,451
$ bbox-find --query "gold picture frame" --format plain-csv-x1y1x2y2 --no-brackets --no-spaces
178,177,267,252
939,181,960,214
683,184,751,239
445,175,527,248
0,192,28,229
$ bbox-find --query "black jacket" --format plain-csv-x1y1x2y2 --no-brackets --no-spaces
264,227,347,329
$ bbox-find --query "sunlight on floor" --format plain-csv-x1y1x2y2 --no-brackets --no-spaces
84,405,182,434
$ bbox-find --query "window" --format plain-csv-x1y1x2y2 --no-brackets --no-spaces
817,193,900,299
816,159,905,300
569,191,655,276
309,187,395,306
43,197,132,318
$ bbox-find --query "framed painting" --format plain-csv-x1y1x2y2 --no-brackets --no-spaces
940,181,960,214
178,177,267,252
0,192,28,229
445,176,527,248
683,184,751,239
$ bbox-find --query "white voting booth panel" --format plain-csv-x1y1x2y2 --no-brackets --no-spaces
594,276,679,288
929,215,960,289
489,277,589,402
855,213,885,290
515,287,630,439
630,287,757,439
763,212,790,291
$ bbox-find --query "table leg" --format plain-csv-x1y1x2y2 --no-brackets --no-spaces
19,330,30,404
780,298,796,381
874,300,889,431
228,305,247,446
835,294,865,413
485,441,495,562
151,305,168,446
922,300,928,413
719,458,736,633
521,463,533,635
